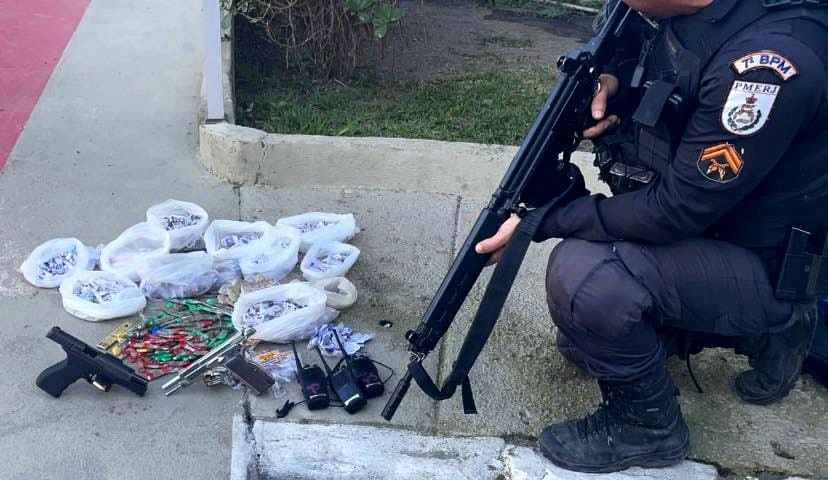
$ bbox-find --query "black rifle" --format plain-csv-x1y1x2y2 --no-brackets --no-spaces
382,2,634,421
36,326,148,397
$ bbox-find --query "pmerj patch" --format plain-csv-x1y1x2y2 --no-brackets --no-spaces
721,80,779,136
731,50,798,81
697,143,743,183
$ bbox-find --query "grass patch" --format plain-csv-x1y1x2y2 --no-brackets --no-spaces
474,33,534,48
235,65,558,146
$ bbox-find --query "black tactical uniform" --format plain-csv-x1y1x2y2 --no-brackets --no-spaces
535,0,828,473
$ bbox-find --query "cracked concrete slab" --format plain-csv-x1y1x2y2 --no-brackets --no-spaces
435,195,601,434
234,168,828,478
434,157,613,437
0,1,243,478
239,185,458,430
0,295,244,480
421,159,828,477
504,446,719,480
3,0,826,476
674,349,828,478
230,419,720,480
433,195,828,477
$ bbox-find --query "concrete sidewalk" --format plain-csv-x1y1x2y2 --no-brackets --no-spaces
0,0,826,479
0,1,240,478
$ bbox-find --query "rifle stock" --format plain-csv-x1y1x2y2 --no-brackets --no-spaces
382,2,634,421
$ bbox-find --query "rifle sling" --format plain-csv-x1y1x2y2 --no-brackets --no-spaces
407,201,553,414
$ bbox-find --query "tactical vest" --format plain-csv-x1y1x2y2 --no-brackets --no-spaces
598,0,828,194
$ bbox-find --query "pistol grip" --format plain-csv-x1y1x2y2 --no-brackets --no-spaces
36,359,85,398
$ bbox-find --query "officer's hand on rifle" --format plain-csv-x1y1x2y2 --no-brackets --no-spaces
475,214,521,266
583,73,620,139
473,75,619,265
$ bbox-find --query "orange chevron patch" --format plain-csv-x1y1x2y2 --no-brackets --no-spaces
698,143,743,183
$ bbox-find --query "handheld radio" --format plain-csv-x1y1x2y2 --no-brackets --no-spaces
316,345,366,414
333,330,384,399
292,341,329,410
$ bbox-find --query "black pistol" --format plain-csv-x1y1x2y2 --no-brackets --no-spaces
333,330,384,399
36,326,148,397
316,345,365,414
292,341,329,410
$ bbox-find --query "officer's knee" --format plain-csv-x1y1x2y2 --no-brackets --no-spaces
544,238,584,314
545,240,652,342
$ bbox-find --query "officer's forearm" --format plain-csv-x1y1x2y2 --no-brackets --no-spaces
534,194,618,243
534,187,712,245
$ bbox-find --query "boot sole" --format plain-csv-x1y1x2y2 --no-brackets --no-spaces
538,439,690,474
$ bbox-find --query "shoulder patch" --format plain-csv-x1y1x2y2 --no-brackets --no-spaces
721,80,779,136
698,143,743,183
731,51,798,81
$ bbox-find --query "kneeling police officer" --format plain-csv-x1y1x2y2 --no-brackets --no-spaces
476,0,828,473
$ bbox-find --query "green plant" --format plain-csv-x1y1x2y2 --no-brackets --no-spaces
228,0,404,80
344,0,404,39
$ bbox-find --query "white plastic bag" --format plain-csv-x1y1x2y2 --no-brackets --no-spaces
275,212,358,252
146,199,209,250
232,283,327,343
100,222,171,282
300,241,360,281
59,270,146,321
310,277,358,309
239,225,301,282
213,259,243,288
204,220,276,261
19,238,95,288
86,244,104,270
137,251,217,299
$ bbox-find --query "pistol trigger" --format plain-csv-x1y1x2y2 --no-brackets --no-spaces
91,374,112,392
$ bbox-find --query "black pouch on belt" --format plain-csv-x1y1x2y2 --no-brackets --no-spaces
774,227,828,301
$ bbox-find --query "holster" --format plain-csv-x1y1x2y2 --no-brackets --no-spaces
775,227,828,301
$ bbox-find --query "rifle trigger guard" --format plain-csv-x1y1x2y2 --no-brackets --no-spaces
513,206,528,218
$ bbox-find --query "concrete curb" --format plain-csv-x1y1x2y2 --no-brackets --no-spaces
198,122,596,195
230,418,722,480
195,12,595,195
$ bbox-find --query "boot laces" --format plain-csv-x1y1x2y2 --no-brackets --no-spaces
575,386,625,444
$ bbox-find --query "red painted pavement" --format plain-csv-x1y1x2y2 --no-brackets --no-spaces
0,0,90,170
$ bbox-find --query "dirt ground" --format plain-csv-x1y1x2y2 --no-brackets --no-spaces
360,0,596,82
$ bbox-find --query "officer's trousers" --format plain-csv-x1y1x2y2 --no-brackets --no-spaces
545,237,799,382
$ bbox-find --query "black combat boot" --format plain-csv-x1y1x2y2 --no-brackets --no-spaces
734,304,818,405
538,368,689,473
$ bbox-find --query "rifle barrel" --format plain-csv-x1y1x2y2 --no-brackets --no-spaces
381,371,412,421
